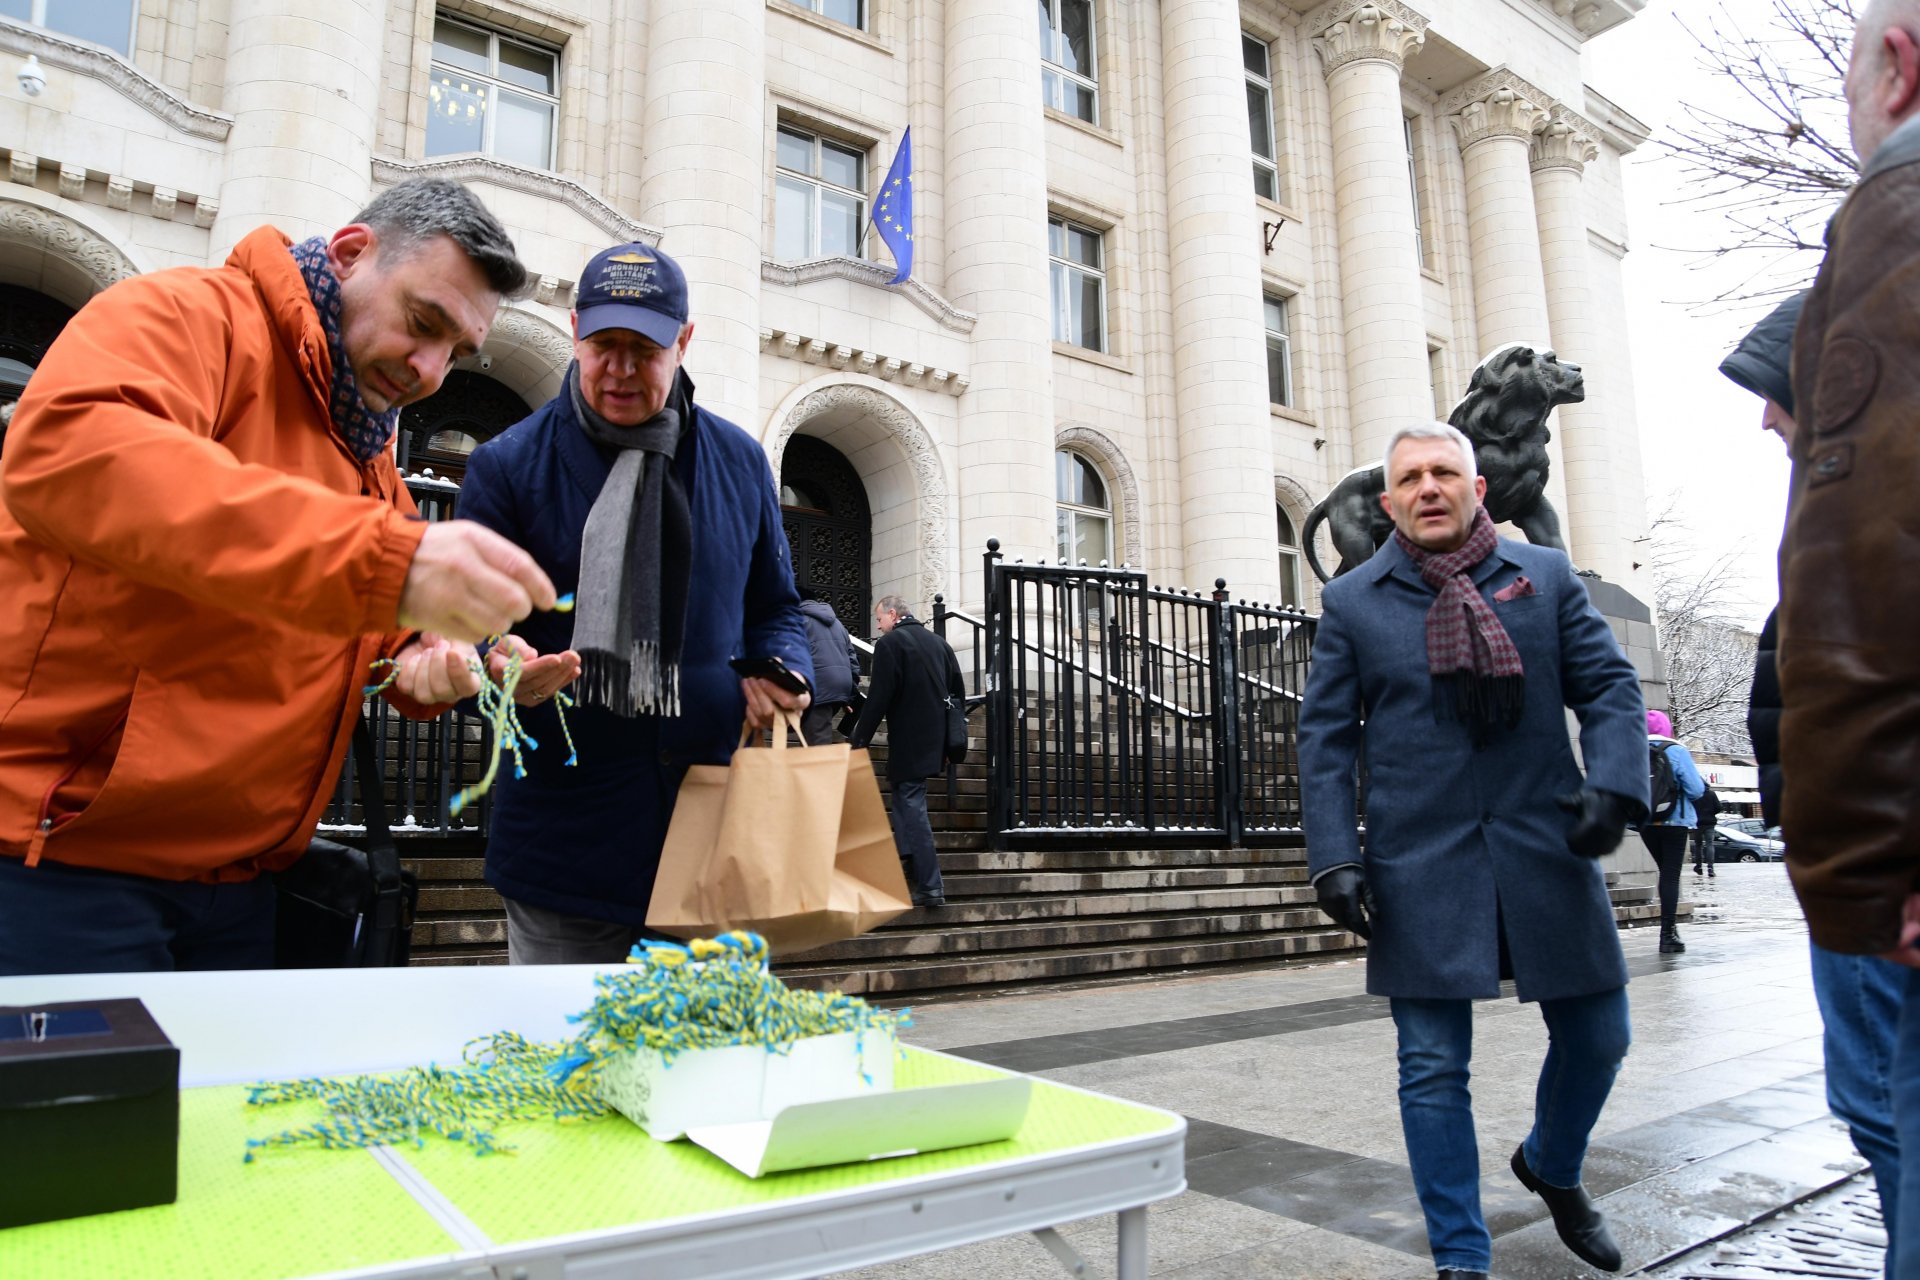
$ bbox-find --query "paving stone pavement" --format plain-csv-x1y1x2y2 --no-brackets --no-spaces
836,864,1866,1279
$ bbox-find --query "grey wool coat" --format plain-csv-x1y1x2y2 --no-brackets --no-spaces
1298,537,1648,1003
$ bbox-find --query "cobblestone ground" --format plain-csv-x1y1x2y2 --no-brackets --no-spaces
1645,1174,1885,1279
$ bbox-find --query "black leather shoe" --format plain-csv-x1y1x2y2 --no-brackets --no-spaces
1511,1145,1621,1272
1436,1271,1489,1279
911,894,945,909
1659,925,1685,954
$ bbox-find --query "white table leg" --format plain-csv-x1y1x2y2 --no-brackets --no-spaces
1117,1205,1148,1280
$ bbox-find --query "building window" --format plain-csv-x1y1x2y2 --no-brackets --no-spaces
791,0,863,29
1264,295,1293,408
1057,451,1113,566
1049,217,1107,352
1,0,134,54
1277,504,1303,609
426,16,560,171
775,126,867,262
1245,34,1280,202
1039,0,1098,124
1404,115,1438,271
1429,347,1449,418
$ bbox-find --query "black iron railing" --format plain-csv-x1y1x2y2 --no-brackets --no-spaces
981,541,1316,849
319,474,493,839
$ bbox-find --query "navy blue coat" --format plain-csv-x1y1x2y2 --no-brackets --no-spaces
455,385,811,926
1298,538,1647,1002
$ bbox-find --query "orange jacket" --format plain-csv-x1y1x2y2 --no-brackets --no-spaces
0,226,441,882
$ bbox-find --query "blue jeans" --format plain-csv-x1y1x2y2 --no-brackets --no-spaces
0,855,277,975
1810,942,1901,1275
1888,965,1920,1279
888,777,944,901
1391,987,1632,1272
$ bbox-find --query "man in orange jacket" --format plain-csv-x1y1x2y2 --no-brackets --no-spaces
0,178,562,975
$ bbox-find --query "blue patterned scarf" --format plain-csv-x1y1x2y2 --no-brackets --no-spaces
289,236,401,462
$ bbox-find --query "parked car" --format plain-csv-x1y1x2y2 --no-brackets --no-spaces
1723,818,1783,840
1710,827,1785,862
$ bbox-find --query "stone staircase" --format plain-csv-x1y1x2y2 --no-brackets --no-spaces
399,720,1674,1000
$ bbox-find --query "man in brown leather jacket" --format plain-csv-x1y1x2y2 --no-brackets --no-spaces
1780,0,1920,967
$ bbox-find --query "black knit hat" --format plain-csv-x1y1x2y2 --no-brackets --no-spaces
1718,292,1807,416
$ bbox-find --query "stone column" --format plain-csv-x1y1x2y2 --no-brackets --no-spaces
211,0,384,261
944,0,1056,597
1530,109,1624,579
1159,0,1282,600
1444,70,1567,523
1310,0,1432,472
638,0,765,429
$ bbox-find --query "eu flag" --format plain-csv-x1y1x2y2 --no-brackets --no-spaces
873,129,913,285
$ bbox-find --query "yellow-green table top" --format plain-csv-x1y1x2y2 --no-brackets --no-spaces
1,1049,1179,1280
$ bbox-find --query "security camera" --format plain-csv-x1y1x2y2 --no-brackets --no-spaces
18,55,45,98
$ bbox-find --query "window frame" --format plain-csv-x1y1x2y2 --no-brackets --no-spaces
1263,293,1294,409
6,0,136,55
774,123,871,263
1039,0,1100,126
1276,503,1304,611
426,14,562,172
1245,33,1281,203
1049,216,1109,353
1056,449,1115,567
790,0,865,31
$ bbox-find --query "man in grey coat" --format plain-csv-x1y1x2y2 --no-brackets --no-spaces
1300,422,1648,1280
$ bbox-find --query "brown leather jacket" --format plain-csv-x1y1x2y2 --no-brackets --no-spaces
1779,116,1920,953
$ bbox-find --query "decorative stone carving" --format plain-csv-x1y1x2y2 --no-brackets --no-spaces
192,196,218,229
1443,69,1554,149
761,327,968,396
1056,423,1147,571
107,176,131,210
0,20,232,141
760,256,978,334
150,186,177,220
769,382,951,609
57,165,84,200
9,152,38,186
1309,0,1428,77
0,198,139,291
1531,106,1602,173
486,305,576,391
370,155,663,247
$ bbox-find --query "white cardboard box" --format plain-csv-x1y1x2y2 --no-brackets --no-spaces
596,1029,897,1142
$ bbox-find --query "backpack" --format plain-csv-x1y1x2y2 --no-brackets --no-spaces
1648,740,1680,823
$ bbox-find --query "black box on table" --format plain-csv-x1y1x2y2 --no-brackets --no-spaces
0,997,179,1229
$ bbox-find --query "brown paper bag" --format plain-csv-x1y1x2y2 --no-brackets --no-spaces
647,711,912,954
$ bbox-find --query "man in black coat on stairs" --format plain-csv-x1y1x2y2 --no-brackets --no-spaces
849,595,966,908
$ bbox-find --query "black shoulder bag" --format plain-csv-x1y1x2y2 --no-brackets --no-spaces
274,718,418,968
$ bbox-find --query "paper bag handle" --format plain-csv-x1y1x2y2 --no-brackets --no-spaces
737,708,806,750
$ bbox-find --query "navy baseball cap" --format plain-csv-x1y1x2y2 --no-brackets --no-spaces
574,242,688,347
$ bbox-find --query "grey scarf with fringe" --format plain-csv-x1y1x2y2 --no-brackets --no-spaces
569,363,691,717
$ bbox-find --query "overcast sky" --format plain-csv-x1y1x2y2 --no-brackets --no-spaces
1583,0,1826,630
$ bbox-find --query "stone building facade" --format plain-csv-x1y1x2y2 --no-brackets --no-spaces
0,0,1653,630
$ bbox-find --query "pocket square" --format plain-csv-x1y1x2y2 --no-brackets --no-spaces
1494,576,1536,603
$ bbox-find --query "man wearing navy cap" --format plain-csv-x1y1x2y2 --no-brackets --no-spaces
454,242,814,963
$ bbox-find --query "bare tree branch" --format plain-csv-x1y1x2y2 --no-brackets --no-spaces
1660,0,1859,309
1648,498,1761,754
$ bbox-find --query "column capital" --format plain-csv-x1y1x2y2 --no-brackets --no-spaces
1441,68,1553,150
1530,105,1602,174
1309,0,1427,78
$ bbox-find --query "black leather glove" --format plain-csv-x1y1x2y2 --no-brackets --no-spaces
1556,788,1643,859
1314,864,1377,940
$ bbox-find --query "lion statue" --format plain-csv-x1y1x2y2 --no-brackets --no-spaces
1301,343,1585,582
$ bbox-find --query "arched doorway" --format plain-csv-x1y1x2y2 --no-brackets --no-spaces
396,370,532,485
0,284,79,452
779,434,872,638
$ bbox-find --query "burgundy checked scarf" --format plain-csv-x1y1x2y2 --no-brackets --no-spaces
1393,508,1525,741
